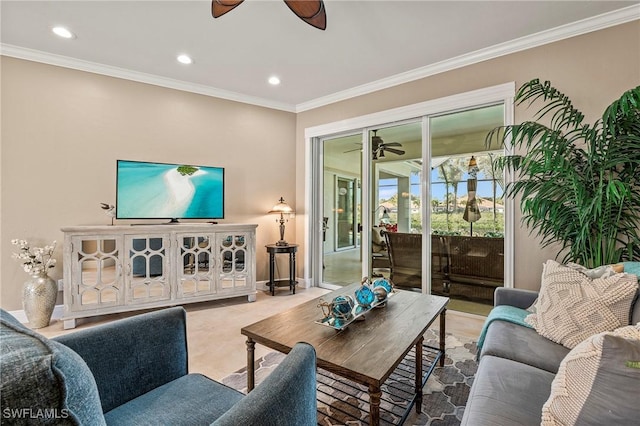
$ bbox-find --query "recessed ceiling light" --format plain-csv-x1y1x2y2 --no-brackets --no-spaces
177,54,193,65
268,76,281,86
52,26,75,39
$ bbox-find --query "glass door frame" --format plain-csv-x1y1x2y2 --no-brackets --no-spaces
305,82,516,292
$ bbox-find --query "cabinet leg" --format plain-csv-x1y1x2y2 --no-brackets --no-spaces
63,318,77,329
247,293,256,302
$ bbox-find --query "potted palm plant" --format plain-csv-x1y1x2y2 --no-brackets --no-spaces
486,79,640,267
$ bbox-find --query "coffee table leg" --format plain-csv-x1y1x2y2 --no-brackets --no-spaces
415,336,424,413
439,308,446,367
369,384,381,426
246,338,255,392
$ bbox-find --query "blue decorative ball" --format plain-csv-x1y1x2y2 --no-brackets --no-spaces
331,295,354,320
355,284,375,307
373,278,393,293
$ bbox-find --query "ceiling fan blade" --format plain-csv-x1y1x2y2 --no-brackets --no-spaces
212,0,244,18
283,0,326,30
385,148,406,156
382,142,402,147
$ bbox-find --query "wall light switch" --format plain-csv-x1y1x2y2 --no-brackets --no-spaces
57,279,63,292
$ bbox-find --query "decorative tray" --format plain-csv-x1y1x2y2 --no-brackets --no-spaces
314,290,395,331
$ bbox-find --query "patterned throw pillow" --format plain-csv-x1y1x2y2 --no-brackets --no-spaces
526,260,638,348
541,324,640,425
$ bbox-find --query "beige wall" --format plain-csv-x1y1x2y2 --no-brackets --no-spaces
2,21,638,310
295,21,640,291
1,57,296,310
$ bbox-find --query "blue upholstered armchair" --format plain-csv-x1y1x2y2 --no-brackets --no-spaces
0,307,317,425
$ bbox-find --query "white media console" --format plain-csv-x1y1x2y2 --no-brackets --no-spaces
61,223,257,329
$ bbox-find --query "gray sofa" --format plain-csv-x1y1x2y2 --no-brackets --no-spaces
461,287,640,425
0,307,317,425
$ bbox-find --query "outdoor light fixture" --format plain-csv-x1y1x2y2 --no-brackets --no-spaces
374,205,391,224
269,197,294,246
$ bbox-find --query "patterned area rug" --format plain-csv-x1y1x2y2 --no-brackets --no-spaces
222,330,478,425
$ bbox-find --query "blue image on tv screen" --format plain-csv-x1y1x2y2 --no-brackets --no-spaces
116,160,224,219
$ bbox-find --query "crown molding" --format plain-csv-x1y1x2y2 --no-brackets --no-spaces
0,44,297,113
1,5,638,114
295,4,640,113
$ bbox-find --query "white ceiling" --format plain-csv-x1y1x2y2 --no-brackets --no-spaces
1,1,638,112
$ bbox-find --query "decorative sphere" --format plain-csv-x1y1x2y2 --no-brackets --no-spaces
372,278,393,293
355,284,375,307
372,278,393,303
331,295,354,321
372,285,388,302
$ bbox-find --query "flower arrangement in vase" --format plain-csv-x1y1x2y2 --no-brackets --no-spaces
11,239,58,328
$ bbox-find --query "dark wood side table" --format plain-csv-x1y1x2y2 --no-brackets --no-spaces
265,244,298,296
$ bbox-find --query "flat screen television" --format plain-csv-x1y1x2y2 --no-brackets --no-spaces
116,160,224,221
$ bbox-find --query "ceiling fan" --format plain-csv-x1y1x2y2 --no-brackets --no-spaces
212,0,326,30
371,130,405,160
344,130,406,159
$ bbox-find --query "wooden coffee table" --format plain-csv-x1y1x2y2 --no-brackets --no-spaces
241,284,449,425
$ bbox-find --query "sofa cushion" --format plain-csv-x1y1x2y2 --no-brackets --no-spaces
541,324,640,426
104,373,243,426
480,320,570,374
0,310,105,425
526,260,638,348
460,355,555,426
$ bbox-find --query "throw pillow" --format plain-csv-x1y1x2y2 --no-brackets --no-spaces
527,262,627,313
372,227,386,252
0,311,105,425
541,324,640,426
566,262,624,279
526,260,638,348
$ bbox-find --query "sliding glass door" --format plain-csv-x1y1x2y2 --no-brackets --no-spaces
321,133,362,287
429,105,505,314
369,122,423,287
307,83,514,312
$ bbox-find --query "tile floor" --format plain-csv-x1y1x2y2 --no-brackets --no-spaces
38,287,485,381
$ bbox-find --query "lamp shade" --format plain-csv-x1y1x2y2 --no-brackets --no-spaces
269,197,294,214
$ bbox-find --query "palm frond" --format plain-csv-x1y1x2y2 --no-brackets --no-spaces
486,79,640,266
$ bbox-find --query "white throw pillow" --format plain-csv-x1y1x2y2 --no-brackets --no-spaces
525,260,638,349
541,324,640,425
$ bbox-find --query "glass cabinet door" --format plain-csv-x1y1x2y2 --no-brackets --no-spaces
125,235,171,303
177,233,215,297
70,236,122,310
217,233,250,290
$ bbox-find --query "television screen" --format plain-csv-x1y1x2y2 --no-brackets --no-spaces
116,160,224,220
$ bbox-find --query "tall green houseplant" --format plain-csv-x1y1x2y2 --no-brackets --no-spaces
487,79,640,268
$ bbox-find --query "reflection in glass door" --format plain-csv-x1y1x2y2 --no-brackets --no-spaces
322,134,362,287
335,177,357,249
429,105,505,315
369,122,423,286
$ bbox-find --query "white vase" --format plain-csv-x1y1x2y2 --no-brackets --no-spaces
22,272,57,329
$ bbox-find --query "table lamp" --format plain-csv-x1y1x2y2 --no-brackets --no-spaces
269,197,294,246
